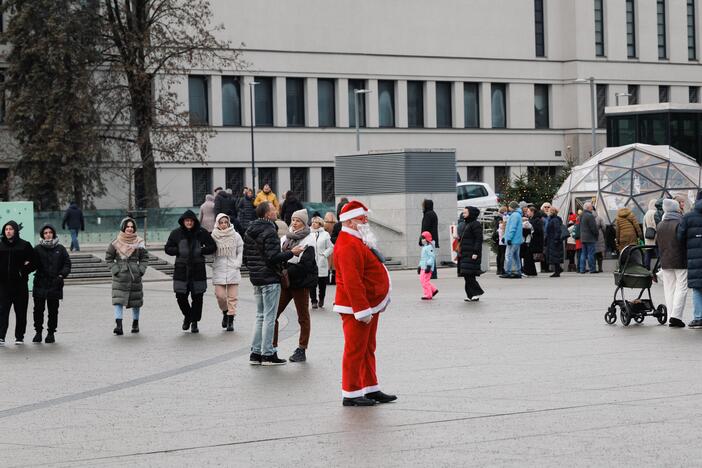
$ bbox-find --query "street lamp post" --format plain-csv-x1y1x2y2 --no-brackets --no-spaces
615,92,631,106
249,81,259,191
576,77,597,156
353,89,371,151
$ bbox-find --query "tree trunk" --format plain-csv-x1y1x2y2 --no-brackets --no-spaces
140,135,160,209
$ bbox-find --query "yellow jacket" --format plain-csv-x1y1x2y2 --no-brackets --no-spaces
253,190,279,209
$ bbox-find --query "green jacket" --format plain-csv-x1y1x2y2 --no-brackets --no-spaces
106,242,149,308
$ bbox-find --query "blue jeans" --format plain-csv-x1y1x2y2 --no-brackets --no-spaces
251,283,281,356
114,304,140,320
69,229,80,251
692,289,702,321
504,243,522,276
579,242,596,273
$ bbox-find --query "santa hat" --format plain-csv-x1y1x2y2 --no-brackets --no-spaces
339,200,370,222
421,231,432,242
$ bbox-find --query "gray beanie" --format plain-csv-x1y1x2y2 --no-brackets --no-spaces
291,208,309,224
518,201,528,209
509,201,519,210
663,198,680,213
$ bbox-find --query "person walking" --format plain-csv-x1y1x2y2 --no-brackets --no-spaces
657,199,688,328
418,231,438,300
165,210,216,333
545,207,565,277
62,201,84,252
211,213,244,332
678,193,702,328
501,201,523,278
199,193,216,232
420,199,440,279
237,188,257,231
243,202,303,365
0,221,36,345
32,224,71,344
309,216,333,309
253,184,280,211
272,209,317,362
579,202,599,274
334,200,396,407
458,206,484,301
280,191,304,226
106,218,149,335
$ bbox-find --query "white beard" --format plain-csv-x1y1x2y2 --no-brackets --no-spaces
356,223,378,250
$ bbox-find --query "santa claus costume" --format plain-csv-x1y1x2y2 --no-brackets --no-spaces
333,201,397,407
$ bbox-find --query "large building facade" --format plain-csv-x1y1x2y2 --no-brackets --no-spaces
2,0,702,208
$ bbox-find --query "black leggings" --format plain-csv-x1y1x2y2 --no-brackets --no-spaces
33,297,60,333
176,292,204,323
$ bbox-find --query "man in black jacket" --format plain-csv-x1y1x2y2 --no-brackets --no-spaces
243,202,304,365
420,199,439,279
579,202,599,274
62,202,84,252
0,221,36,345
165,210,216,333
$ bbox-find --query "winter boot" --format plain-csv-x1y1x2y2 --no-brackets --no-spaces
113,319,123,336
221,311,228,328
32,331,42,343
226,315,235,332
131,320,140,334
190,321,199,333
45,332,55,344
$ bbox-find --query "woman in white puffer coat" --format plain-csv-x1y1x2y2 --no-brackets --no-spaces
309,216,334,309
211,213,244,332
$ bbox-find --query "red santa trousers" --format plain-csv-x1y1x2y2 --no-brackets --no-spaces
341,313,380,397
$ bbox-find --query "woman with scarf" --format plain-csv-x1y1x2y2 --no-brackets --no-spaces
32,224,71,344
272,209,318,363
211,213,244,332
458,206,484,301
106,218,149,335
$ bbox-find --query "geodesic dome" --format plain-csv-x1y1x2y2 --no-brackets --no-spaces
552,144,701,224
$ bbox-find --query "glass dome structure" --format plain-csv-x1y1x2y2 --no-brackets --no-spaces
552,144,701,224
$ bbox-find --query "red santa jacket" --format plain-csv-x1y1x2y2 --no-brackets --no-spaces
333,227,391,319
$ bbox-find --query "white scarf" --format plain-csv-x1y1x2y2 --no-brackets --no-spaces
211,226,237,257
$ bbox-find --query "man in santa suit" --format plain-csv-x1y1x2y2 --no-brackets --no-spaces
333,200,397,407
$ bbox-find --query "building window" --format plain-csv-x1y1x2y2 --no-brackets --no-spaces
491,83,507,129
534,0,545,57
221,77,241,126
286,78,305,127
252,77,273,126
689,0,697,60
494,166,510,194
659,85,670,103
594,0,605,56
322,167,335,203
690,86,700,103
0,168,8,201
626,0,637,58
348,79,366,128
407,81,424,128
317,78,336,127
628,84,639,105
225,168,244,192
192,168,212,206
188,76,209,125
466,167,483,182
464,83,480,128
436,81,452,128
657,0,667,59
378,80,395,128
534,84,549,129
258,168,277,193
596,84,607,129
290,167,308,202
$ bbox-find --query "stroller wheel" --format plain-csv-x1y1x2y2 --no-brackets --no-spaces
656,304,668,325
620,304,632,326
604,306,617,325
633,314,644,324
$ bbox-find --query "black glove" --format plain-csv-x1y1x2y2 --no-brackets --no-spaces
417,267,421,275
507,240,512,246
424,266,432,274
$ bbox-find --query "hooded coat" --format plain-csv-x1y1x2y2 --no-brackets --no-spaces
164,210,216,294
0,221,36,286
237,194,257,229
419,199,440,248
214,191,238,219
211,213,244,285
458,207,483,276
614,207,642,252
529,211,544,254
33,224,71,300
199,194,216,232
106,218,149,308
504,208,524,245
544,214,564,264
678,199,702,288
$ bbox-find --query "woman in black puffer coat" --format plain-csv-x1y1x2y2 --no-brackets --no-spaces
32,224,71,344
458,206,484,301
544,207,565,277
165,210,216,333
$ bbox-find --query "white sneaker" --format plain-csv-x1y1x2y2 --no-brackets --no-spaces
15,339,24,345
0,338,5,346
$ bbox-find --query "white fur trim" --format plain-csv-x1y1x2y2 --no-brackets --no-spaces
339,207,367,221
333,267,392,316
341,226,362,239
342,385,380,398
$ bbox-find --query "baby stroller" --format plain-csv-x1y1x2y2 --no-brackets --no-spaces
604,244,667,326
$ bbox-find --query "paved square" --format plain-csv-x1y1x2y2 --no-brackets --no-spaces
2,269,701,467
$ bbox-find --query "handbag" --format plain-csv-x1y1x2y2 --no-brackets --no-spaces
533,252,544,262
644,226,656,240
453,225,468,254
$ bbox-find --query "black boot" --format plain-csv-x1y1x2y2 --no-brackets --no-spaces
45,332,55,344
131,320,139,333
190,321,199,333
221,311,228,329
32,331,42,343
226,315,234,332
113,319,123,336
